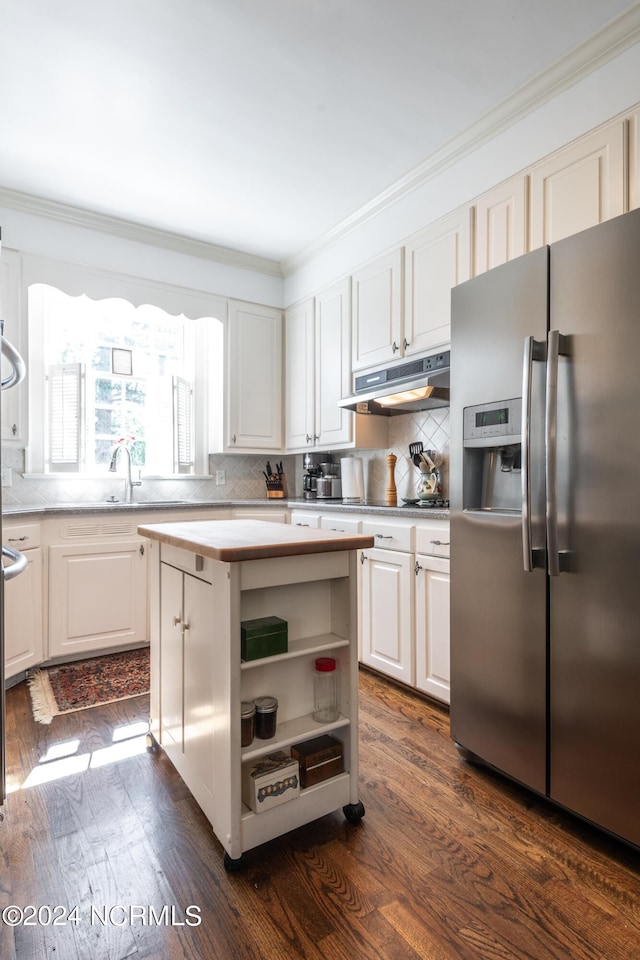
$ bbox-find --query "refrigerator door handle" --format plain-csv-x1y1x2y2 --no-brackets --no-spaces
546,330,569,576
1,333,26,391
521,335,545,572
2,545,27,581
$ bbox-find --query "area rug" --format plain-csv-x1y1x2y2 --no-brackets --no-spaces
27,647,150,724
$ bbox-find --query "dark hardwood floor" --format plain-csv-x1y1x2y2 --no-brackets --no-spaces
2,668,640,960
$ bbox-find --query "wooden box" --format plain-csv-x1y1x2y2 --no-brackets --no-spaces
290,735,344,788
242,751,300,813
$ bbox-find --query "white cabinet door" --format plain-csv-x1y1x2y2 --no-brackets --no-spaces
404,208,473,354
160,561,184,750
475,175,528,275
315,277,353,447
4,547,43,679
285,298,315,449
360,547,413,685
48,539,148,657
415,554,450,704
0,248,25,444
629,109,640,212
227,300,283,451
352,248,403,371
183,571,216,804
529,120,626,249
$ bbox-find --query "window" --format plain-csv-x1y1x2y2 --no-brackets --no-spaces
26,260,225,477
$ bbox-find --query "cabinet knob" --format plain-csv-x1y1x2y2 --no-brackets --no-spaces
414,561,422,576
392,341,398,353
11,424,17,436
360,553,367,564
173,616,182,627
139,544,145,556
231,434,237,444
430,540,450,546
375,534,393,540
403,338,410,351
306,434,312,443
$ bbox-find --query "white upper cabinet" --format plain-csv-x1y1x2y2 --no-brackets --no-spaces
529,120,626,249
285,298,315,450
226,300,283,451
351,248,403,371
314,278,353,447
285,281,385,452
474,175,528,275
404,207,473,354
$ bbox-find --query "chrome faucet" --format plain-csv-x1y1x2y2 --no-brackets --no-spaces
108,443,142,503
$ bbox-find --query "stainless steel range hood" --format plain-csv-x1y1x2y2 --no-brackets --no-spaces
339,350,450,416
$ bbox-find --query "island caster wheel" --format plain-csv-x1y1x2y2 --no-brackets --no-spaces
343,801,365,824
223,852,244,872
146,733,158,752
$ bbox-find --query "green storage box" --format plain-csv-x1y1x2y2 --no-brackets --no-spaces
241,615,288,661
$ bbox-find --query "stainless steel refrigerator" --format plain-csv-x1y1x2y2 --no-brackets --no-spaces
0,230,28,817
450,207,640,849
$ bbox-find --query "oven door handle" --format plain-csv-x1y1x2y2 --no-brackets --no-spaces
2,545,27,581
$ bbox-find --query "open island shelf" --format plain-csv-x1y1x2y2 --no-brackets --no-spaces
139,518,373,869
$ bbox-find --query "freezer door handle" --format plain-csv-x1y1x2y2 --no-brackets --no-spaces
521,335,545,572
545,330,569,576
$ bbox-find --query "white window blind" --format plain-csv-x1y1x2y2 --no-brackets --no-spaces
173,375,193,474
48,363,84,471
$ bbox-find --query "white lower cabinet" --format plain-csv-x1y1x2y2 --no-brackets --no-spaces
48,538,148,658
414,522,450,704
160,559,216,812
355,514,451,704
3,523,43,679
415,554,450,704
360,546,414,686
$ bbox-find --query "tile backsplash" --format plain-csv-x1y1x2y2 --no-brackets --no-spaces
349,407,450,503
1,409,449,507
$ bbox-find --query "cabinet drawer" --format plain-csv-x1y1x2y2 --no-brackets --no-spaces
290,511,321,528
361,519,414,553
415,523,450,558
4,522,41,550
320,515,361,534
160,543,215,582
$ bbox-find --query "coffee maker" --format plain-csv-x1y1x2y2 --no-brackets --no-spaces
303,453,321,499
316,460,342,500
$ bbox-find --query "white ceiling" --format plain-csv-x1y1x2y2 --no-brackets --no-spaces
0,0,637,266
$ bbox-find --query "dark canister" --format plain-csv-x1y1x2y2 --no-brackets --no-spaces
254,696,278,739
241,700,256,747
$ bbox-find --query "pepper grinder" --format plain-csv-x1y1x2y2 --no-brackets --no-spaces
386,453,397,506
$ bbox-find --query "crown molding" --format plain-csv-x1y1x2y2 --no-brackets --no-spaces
281,4,640,277
0,186,283,278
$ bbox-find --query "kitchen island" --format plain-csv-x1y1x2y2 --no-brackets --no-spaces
138,518,374,869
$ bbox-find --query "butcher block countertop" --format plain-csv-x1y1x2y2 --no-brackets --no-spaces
138,518,375,562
